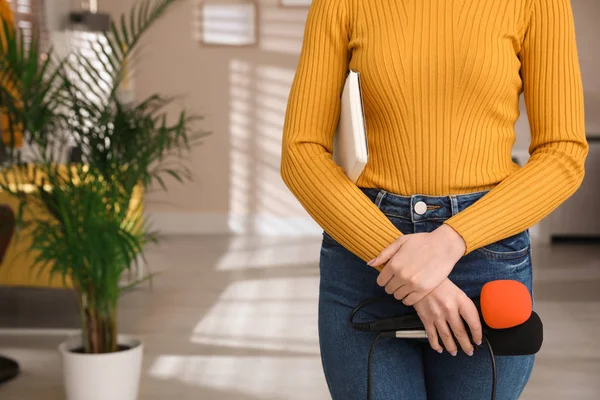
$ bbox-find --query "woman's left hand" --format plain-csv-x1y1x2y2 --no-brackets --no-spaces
369,224,467,306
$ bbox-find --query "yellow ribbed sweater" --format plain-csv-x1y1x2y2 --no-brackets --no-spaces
280,0,588,263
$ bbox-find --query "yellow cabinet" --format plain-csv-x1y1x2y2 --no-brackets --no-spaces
0,166,144,288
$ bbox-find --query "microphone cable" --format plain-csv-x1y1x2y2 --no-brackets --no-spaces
349,297,497,400
482,335,497,400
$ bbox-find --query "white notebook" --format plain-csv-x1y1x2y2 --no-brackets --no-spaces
333,69,368,183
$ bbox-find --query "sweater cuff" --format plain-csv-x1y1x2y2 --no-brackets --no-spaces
442,218,479,255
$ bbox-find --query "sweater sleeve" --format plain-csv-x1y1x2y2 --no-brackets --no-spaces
280,0,402,264
444,0,589,254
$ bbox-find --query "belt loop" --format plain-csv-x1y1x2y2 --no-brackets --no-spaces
449,195,459,216
410,195,416,224
374,189,387,209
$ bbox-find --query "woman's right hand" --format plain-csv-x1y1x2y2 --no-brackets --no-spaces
412,278,482,356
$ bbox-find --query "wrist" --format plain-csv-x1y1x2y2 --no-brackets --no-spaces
435,224,466,259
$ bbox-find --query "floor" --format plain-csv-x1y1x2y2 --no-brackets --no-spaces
0,235,599,399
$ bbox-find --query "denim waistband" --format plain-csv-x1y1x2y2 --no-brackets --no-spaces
359,187,490,223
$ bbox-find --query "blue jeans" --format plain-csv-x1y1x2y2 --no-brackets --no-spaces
318,188,535,400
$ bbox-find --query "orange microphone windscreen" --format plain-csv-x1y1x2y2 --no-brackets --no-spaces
480,280,532,329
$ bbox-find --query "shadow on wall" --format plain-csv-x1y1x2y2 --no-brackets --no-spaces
118,0,321,236
216,4,322,236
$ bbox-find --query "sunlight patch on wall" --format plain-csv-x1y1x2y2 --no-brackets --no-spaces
254,64,313,231
259,4,307,54
228,59,321,235
229,59,253,227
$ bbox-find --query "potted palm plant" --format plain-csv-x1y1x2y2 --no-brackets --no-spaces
0,0,208,398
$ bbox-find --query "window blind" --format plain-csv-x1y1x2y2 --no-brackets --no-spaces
6,0,48,51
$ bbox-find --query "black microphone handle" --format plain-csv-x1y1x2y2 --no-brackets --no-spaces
367,297,484,333
376,312,543,356
366,313,424,332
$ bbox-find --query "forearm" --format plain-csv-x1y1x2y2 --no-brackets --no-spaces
281,142,402,264
444,142,588,253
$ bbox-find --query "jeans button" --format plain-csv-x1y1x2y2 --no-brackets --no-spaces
414,201,427,215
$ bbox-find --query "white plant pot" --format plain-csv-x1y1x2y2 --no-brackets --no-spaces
59,334,143,400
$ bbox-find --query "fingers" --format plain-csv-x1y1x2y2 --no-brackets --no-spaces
370,235,407,271
384,275,403,295
434,319,458,356
384,276,412,302
459,298,483,346
448,314,474,356
413,279,479,356
424,322,443,353
401,291,424,306
392,285,412,302
377,264,394,287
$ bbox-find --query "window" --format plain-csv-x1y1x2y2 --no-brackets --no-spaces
6,0,48,51
197,1,258,47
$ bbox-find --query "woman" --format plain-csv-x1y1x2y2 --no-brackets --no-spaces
280,0,587,399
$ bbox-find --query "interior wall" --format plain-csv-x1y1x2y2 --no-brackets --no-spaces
513,0,599,153
73,0,600,235
99,0,314,235
574,0,600,136
44,0,72,32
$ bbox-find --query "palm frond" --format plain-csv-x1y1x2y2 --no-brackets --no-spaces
70,0,177,99
1,0,209,354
